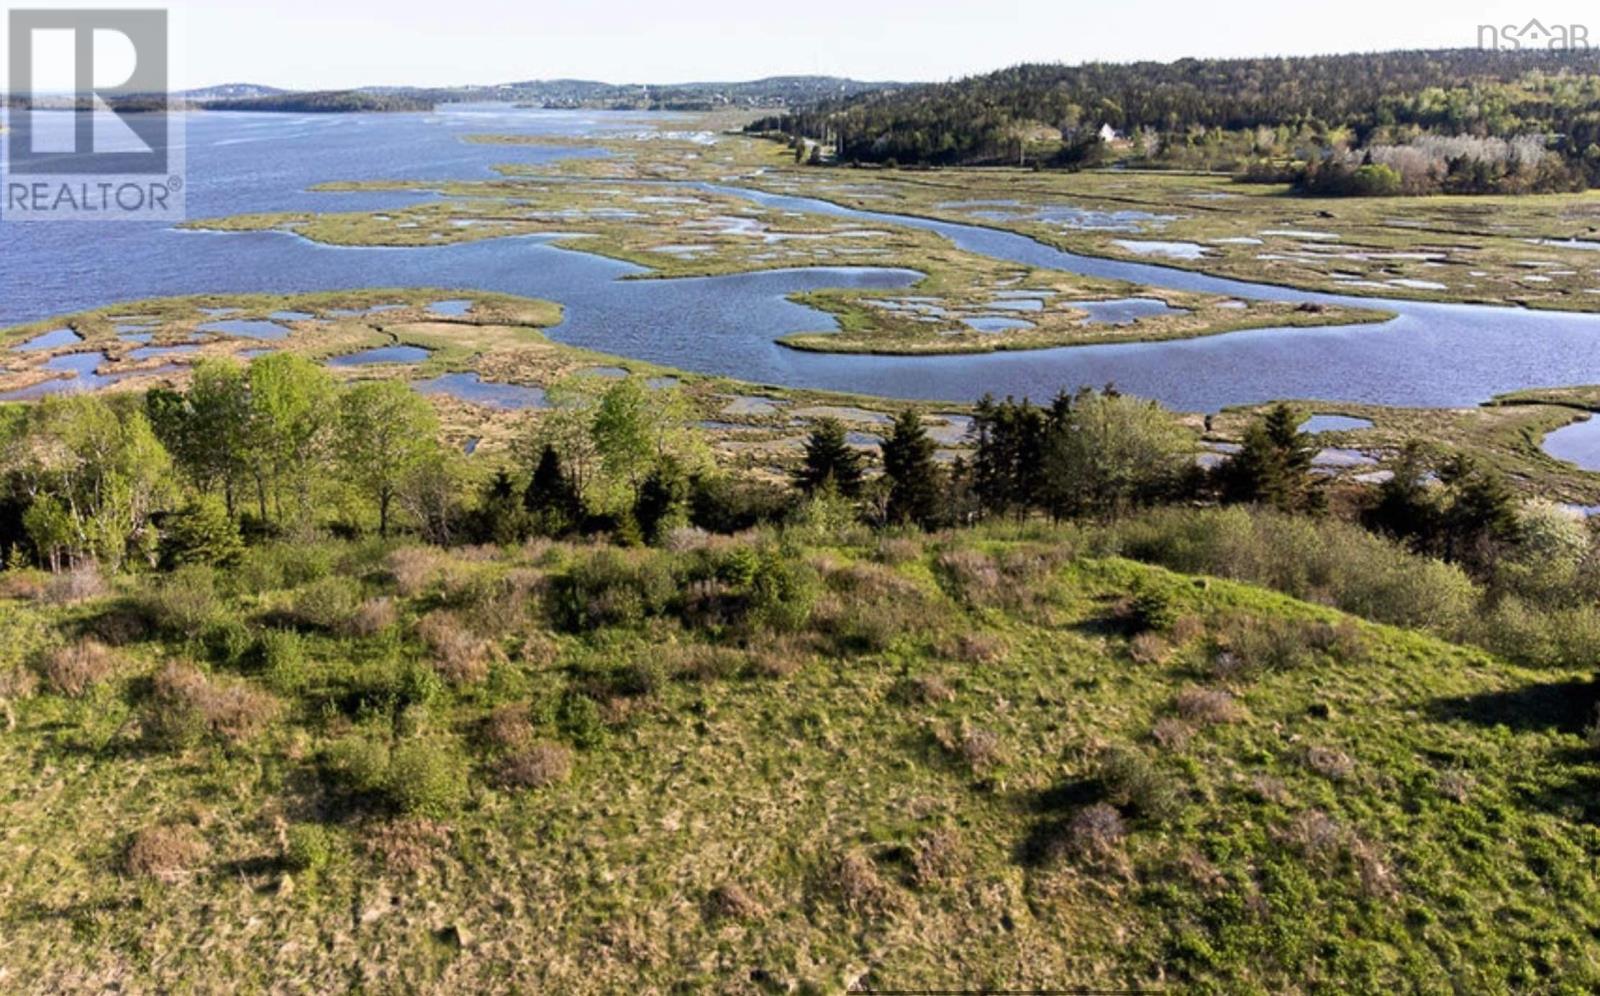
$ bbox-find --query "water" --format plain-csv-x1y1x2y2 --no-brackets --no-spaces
1542,415,1600,470
1300,414,1374,434
1074,298,1186,325
413,372,548,409
6,107,1600,411
328,345,431,366
197,319,290,340
12,328,81,352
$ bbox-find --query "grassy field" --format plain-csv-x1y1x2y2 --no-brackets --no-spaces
1,523,1596,992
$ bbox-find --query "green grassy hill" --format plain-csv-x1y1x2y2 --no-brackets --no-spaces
0,523,1596,993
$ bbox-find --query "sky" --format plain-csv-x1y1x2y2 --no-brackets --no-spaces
4,0,1600,90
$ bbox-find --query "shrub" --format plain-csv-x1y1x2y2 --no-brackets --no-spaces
325,734,392,798
550,549,675,630
0,570,47,601
146,661,279,746
706,882,766,921
1213,615,1316,675
283,823,334,874
159,497,244,569
254,629,310,694
139,566,221,635
290,576,363,632
935,548,1002,606
1305,745,1356,781
910,827,963,887
40,639,117,697
1096,747,1182,821
416,611,489,684
125,823,207,882
234,542,334,594
1128,631,1171,664
386,739,469,817
1063,803,1127,861
482,704,534,750
939,722,1005,773
829,850,893,916
940,631,1008,665
44,563,107,605
498,742,573,789
345,597,398,637
897,674,955,705
1174,686,1246,725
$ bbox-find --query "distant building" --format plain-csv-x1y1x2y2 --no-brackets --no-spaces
1098,123,1118,143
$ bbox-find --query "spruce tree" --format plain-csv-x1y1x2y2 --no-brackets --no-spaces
524,444,582,535
1224,403,1321,512
796,417,864,497
881,410,943,528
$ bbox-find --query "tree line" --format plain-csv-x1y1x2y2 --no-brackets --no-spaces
749,50,1600,191
0,353,1530,590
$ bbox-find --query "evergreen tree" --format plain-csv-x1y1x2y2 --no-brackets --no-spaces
1223,403,1322,512
634,456,689,545
880,410,942,528
523,444,582,536
796,417,864,497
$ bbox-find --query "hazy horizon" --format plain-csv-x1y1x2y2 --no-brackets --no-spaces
0,0,1589,92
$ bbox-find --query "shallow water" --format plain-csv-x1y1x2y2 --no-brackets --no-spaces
1542,415,1600,470
413,372,548,409
328,345,431,366
6,108,1600,411
197,319,289,341
1300,414,1374,434
12,328,82,352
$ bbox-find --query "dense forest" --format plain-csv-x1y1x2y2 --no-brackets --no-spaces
751,49,1600,193
199,90,436,113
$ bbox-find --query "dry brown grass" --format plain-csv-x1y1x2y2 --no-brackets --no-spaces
148,661,280,745
705,882,766,921
1128,631,1172,664
385,547,444,598
482,704,534,750
910,827,964,887
44,564,107,605
940,630,1008,665
1174,686,1247,726
1063,803,1127,863
416,611,489,684
364,818,452,875
828,850,895,916
345,597,398,637
498,742,574,789
40,639,118,697
1305,745,1356,781
124,823,208,882
0,571,47,601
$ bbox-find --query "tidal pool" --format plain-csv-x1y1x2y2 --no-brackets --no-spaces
413,372,547,409
12,328,81,352
197,319,290,340
329,345,431,366
1542,414,1600,471
1300,414,1374,434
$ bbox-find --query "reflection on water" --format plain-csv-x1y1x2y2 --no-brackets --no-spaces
413,372,547,409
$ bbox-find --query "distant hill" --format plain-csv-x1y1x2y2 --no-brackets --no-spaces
198,90,436,113
177,76,903,114
179,83,288,102
750,48,1600,187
